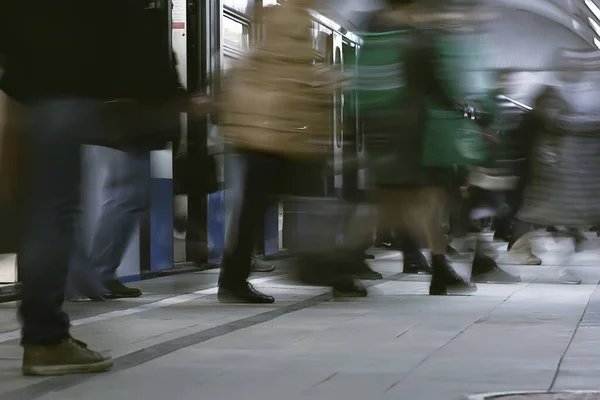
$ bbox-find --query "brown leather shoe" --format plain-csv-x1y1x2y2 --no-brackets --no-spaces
22,337,113,376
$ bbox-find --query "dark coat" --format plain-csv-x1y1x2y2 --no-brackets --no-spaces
0,0,186,151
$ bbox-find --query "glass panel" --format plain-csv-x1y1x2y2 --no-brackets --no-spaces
312,22,332,60
223,55,240,72
342,41,360,151
223,17,249,51
223,0,251,14
335,47,343,149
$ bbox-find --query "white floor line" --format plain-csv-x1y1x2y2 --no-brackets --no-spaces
0,275,281,344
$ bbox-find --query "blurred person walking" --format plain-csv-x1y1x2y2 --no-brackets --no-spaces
507,49,600,285
357,0,500,295
218,0,367,303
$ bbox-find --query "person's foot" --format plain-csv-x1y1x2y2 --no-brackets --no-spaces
104,279,142,299
573,230,588,253
555,268,582,285
67,279,140,301
508,236,543,265
450,236,476,253
22,337,113,376
374,240,392,249
508,247,543,265
67,295,107,302
218,282,275,304
523,254,543,265
251,256,276,273
332,278,368,298
355,268,383,280
429,255,477,295
471,254,521,283
446,244,459,256
349,259,383,280
375,240,404,250
403,252,432,275
468,225,483,234
493,231,512,242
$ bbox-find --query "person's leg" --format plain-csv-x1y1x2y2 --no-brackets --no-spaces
567,227,587,252
374,224,394,248
508,219,542,265
400,234,432,274
19,98,112,375
410,187,476,296
471,238,521,283
95,148,149,295
71,147,149,299
218,151,277,303
338,203,382,280
447,186,474,253
66,218,106,300
224,152,275,273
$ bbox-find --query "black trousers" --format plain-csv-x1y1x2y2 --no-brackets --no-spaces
219,151,325,287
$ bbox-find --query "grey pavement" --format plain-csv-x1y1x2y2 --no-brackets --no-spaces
1,239,600,400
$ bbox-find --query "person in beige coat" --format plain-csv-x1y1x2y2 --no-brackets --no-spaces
217,0,368,303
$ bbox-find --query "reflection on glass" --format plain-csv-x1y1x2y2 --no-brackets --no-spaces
223,55,240,72
224,0,250,12
223,17,249,51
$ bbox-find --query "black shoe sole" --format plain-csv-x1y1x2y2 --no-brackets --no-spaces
217,292,275,304
251,266,276,273
356,271,383,280
472,272,521,284
429,283,478,296
22,358,114,376
102,291,143,299
403,268,432,275
333,288,368,298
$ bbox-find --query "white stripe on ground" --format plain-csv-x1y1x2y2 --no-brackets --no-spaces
0,276,281,344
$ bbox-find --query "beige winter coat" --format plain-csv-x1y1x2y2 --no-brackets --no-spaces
220,0,341,157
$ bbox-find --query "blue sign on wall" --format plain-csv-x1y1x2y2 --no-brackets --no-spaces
150,178,174,271
208,189,225,264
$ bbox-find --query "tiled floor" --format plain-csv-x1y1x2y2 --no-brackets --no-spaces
2,239,600,400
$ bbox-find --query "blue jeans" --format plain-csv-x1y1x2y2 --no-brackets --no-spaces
19,99,103,345
67,146,150,298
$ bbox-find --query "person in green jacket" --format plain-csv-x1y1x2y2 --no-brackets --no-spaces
359,0,482,295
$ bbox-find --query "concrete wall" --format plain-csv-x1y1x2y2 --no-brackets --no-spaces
481,8,592,104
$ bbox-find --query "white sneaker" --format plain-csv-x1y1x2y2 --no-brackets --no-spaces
523,254,542,265
509,233,543,265
554,268,582,285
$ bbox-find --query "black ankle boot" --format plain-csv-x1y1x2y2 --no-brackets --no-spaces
344,252,383,280
471,254,521,283
332,277,368,298
403,251,432,275
429,255,477,296
446,244,459,256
